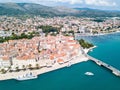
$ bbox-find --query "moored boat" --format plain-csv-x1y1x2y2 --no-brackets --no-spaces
14,72,38,81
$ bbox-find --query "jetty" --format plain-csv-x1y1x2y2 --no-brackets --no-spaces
80,46,120,77
86,54,120,76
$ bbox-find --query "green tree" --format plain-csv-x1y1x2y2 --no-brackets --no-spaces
28,64,32,69
36,64,40,69
1,69,6,74
78,39,94,49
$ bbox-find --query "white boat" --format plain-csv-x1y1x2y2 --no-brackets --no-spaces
67,62,72,67
15,72,38,81
85,72,94,76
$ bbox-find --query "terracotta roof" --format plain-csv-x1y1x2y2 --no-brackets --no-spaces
2,56,9,60
57,59,64,63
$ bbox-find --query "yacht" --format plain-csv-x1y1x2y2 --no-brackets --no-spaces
15,72,38,81
85,72,94,76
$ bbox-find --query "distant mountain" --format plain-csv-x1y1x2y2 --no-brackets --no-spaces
55,6,79,14
75,8,96,11
0,3,79,17
74,8,120,17
0,3,59,16
0,3,120,17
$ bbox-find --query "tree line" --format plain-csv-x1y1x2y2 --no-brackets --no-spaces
78,39,94,48
0,31,39,43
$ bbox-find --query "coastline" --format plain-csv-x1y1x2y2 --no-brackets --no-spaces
0,40,97,81
75,30,120,37
84,46,97,53
0,53,89,81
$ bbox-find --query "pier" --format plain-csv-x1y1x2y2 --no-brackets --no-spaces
86,54,120,76
80,45,120,76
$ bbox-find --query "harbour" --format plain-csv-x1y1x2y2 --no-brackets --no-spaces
0,32,120,90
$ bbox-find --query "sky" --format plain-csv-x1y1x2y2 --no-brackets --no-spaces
0,0,120,10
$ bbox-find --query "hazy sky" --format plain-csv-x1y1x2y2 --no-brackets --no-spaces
0,0,120,10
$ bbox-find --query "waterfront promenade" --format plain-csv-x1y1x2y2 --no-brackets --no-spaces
0,54,88,81
1,46,120,81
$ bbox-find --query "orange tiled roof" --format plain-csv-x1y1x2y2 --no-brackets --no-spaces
2,56,9,60
57,59,64,63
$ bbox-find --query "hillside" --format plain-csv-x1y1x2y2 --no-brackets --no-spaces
75,8,120,17
0,3,120,17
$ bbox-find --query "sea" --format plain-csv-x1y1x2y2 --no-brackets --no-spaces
0,33,120,90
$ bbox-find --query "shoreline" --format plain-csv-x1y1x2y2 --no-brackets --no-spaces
0,43,97,81
0,53,89,81
84,46,97,54
0,43,96,81
75,30,120,37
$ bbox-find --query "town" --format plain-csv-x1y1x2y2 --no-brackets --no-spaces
0,32,93,80
0,34,81,72
0,16,120,80
0,16,120,38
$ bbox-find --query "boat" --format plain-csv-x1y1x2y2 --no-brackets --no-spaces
15,72,38,81
85,72,94,76
67,62,72,67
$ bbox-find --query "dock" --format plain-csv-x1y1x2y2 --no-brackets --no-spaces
86,54,120,76
80,46,120,77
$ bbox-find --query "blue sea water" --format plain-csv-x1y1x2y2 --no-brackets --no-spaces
0,33,120,90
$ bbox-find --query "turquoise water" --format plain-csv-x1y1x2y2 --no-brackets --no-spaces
0,33,120,90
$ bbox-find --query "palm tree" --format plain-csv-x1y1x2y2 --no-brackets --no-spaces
36,64,40,69
28,64,32,70
1,69,6,74
15,66,19,72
